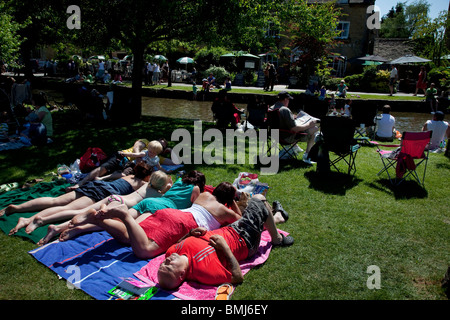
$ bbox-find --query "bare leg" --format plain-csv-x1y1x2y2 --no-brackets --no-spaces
59,223,102,242
66,166,107,191
252,194,283,244
25,196,96,234
94,204,162,259
1,192,78,216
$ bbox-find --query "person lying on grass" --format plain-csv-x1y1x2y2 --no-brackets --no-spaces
63,183,250,259
66,138,151,192
37,170,205,246
1,162,153,235
21,171,171,243
157,193,294,289
66,183,289,261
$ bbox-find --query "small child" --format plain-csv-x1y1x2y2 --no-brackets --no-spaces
343,99,352,117
192,82,198,100
125,140,172,173
328,93,337,114
318,86,326,101
224,77,232,91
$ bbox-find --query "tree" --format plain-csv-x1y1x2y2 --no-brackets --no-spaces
412,10,450,66
3,0,68,78
65,0,279,121
281,0,342,83
380,0,430,38
0,3,27,69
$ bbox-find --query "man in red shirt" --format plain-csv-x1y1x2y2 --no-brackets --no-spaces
157,194,294,289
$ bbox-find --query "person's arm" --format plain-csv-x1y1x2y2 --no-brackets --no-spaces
422,122,428,132
119,151,145,158
177,226,207,243
209,235,244,284
229,200,242,217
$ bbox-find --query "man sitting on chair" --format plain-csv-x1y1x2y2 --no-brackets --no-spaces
422,111,449,152
374,105,396,142
269,91,319,164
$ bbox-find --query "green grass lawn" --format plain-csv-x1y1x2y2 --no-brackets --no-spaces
0,110,448,300
137,83,425,102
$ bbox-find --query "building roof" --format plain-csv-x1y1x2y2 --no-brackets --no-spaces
373,38,415,61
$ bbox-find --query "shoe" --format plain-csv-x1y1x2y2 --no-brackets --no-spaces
272,201,289,222
215,283,234,300
272,233,294,247
302,153,316,165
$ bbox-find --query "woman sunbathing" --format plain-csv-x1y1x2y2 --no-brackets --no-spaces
2,162,153,235
37,170,206,245
65,182,243,259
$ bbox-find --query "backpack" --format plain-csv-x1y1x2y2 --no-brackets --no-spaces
79,147,108,173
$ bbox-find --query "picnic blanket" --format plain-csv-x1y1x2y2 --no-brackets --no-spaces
0,180,71,243
135,229,289,300
29,228,287,300
0,139,30,151
28,230,177,300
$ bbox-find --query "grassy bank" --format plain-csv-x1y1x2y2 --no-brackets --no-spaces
129,83,425,102
0,110,448,300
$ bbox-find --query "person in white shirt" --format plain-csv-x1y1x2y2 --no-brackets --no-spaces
422,111,450,151
389,65,398,96
153,63,161,85
375,105,396,142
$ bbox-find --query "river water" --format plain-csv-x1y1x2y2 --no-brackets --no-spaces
141,96,432,133
42,89,432,133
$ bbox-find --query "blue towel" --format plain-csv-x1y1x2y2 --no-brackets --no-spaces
29,231,176,300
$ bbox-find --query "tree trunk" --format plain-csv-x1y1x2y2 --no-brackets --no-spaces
129,43,144,121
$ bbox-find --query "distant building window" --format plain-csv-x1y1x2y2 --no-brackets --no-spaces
337,0,349,4
336,21,350,39
265,22,280,39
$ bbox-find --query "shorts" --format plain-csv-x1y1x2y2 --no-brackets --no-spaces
230,198,270,258
389,78,396,86
138,209,198,252
101,152,127,174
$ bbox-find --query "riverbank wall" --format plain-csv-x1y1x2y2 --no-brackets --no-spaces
5,75,446,119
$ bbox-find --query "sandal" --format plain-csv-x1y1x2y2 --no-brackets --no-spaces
272,233,294,247
3,182,19,193
215,283,234,300
272,201,289,222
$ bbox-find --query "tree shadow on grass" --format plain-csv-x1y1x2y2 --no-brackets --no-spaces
303,170,363,195
365,178,428,199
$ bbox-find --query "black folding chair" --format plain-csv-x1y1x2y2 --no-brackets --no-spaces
265,109,306,160
319,116,361,175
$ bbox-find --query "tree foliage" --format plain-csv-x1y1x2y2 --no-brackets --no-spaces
281,0,342,82
0,3,28,67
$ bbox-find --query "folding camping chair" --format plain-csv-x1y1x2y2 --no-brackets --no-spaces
319,116,361,175
265,109,306,160
376,131,432,186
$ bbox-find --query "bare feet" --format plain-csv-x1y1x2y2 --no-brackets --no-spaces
0,204,18,217
38,224,63,246
59,226,84,243
69,208,98,227
273,212,286,224
96,203,129,221
9,217,31,235
25,216,44,234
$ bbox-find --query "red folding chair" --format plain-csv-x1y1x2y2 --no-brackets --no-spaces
376,131,432,186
